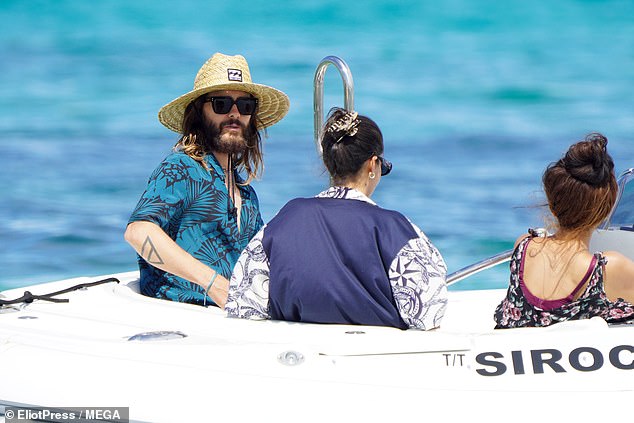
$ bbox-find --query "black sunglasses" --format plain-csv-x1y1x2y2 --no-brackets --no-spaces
377,156,392,176
204,96,258,115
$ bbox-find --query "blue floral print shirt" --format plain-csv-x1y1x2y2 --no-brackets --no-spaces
128,151,263,305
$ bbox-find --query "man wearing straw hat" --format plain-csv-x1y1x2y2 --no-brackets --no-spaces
125,52,289,308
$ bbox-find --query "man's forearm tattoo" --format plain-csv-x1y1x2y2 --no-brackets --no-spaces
141,236,164,265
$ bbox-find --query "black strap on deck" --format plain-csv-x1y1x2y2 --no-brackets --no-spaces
0,277,120,307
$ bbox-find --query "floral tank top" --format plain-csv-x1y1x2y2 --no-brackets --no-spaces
494,233,634,328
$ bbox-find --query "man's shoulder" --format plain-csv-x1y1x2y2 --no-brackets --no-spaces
155,151,206,173
161,150,198,165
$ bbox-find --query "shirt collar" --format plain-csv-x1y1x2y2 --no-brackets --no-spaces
316,186,376,205
204,153,245,185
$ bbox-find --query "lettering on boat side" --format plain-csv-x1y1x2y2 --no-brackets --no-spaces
443,353,466,367
475,345,634,376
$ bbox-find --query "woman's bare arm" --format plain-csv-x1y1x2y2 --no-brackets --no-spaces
603,251,634,304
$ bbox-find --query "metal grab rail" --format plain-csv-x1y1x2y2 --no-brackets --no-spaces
313,56,354,156
446,249,513,286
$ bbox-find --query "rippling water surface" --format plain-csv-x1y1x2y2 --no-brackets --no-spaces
1,0,633,290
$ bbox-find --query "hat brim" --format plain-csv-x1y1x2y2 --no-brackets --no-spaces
158,82,290,133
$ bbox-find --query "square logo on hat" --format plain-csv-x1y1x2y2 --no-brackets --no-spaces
227,69,243,82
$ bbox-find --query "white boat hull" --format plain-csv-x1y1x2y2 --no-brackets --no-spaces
1,271,632,422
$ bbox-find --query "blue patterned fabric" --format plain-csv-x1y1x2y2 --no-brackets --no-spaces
128,151,263,305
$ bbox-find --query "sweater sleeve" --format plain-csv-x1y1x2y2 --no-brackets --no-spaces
388,222,448,330
225,226,271,320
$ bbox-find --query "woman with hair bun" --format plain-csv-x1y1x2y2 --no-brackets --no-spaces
495,133,634,328
225,108,448,330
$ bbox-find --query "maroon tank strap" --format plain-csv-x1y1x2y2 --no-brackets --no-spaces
568,255,598,299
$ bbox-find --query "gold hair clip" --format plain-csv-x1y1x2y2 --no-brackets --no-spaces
327,111,360,143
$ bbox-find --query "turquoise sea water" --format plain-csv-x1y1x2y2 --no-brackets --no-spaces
1,0,633,290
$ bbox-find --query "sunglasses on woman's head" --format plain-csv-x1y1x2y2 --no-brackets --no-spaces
377,156,392,176
204,96,258,115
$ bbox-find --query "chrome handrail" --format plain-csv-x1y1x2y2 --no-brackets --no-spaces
313,56,354,156
447,249,513,286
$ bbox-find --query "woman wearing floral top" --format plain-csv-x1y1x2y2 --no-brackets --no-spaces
225,108,447,330
495,134,634,328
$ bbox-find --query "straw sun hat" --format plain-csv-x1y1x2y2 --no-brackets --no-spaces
158,53,290,133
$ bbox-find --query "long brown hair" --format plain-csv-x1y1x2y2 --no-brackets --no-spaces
174,95,264,184
543,133,618,238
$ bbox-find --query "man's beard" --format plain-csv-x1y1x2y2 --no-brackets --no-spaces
203,118,249,155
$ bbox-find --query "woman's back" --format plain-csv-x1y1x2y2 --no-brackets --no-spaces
522,236,596,304
494,232,634,328
264,195,417,328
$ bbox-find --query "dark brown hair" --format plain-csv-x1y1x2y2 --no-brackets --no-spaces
543,133,617,236
321,108,383,185
174,95,264,184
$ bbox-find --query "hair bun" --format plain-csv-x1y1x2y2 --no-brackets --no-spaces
562,133,613,187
